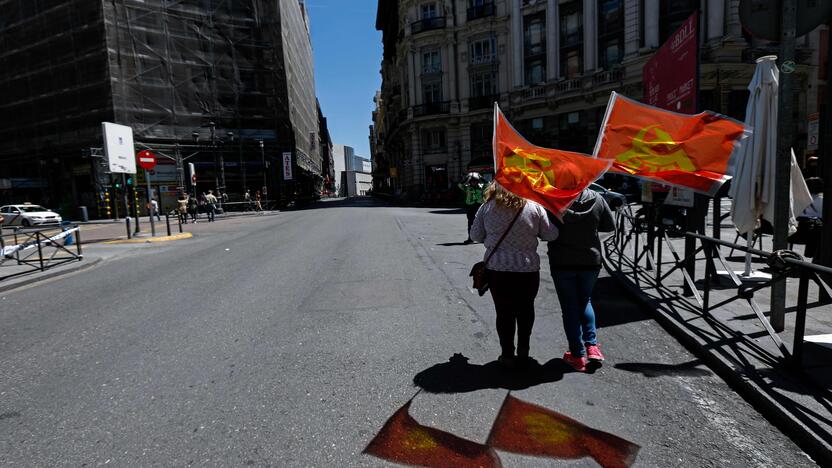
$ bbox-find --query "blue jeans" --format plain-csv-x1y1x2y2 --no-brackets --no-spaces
551,270,599,357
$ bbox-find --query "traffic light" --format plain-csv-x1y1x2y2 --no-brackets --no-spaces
114,179,123,190
126,176,134,186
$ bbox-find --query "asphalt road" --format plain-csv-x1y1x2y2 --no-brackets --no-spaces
0,197,817,467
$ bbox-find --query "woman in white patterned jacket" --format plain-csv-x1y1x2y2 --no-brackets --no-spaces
470,183,558,368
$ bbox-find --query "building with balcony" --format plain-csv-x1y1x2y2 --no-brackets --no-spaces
373,0,824,200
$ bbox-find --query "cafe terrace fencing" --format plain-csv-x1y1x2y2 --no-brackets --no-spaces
0,225,83,282
603,204,832,368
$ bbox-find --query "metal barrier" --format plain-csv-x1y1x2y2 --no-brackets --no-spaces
605,204,832,367
0,224,84,282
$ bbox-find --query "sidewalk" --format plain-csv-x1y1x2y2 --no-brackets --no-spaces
75,209,279,244
605,200,832,465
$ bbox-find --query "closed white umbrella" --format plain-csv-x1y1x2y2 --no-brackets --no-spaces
728,56,778,278
728,56,812,278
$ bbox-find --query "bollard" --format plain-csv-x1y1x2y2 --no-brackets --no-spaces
165,213,172,236
126,217,132,239
177,213,183,233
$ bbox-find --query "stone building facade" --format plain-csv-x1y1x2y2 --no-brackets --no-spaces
372,0,823,199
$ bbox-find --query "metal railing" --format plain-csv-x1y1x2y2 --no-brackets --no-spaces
604,205,831,367
411,17,446,34
412,101,451,117
0,224,83,282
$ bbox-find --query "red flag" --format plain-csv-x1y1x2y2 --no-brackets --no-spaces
364,400,501,468
493,105,612,218
486,395,639,468
594,92,748,195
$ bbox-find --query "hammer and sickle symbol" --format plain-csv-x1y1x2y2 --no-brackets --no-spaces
615,125,696,174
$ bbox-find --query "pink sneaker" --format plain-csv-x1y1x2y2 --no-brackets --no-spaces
562,351,587,372
586,344,605,362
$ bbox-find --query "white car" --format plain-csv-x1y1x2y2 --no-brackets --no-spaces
0,204,62,227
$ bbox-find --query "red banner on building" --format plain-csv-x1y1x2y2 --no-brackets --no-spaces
644,11,698,114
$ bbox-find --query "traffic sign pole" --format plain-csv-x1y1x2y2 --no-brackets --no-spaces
771,0,797,332
137,150,158,237
146,169,156,237
122,173,130,234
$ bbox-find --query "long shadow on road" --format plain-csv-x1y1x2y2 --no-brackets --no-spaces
413,353,572,393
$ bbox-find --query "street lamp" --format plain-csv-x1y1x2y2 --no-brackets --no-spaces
258,139,267,199
191,131,200,197
209,121,219,196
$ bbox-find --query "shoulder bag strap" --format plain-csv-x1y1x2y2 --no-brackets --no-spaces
484,206,523,266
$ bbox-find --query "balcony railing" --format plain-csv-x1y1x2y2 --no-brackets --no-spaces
421,64,442,74
593,68,624,86
470,53,496,65
412,101,451,117
411,17,446,35
469,94,499,111
554,78,582,94
467,2,495,21
522,85,547,100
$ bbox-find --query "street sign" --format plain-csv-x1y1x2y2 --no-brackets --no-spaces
189,162,197,186
807,112,820,151
644,11,698,114
739,0,832,41
282,152,293,180
137,150,157,170
102,122,136,174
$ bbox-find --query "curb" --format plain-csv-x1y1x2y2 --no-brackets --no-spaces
0,257,103,294
103,232,193,244
603,259,831,466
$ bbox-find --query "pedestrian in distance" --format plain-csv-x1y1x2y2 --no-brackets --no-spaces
459,172,486,244
205,190,218,222
244,190,252,211
187,195,199,223
177,193,189,225
254,190,263,212
547,187,615,372
150,198,161,221
470,182,558,368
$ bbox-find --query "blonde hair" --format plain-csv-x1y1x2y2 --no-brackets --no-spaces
484,182,526,209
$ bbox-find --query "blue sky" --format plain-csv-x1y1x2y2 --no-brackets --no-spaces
307,0,381,159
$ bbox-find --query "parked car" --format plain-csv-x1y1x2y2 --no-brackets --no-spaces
589,182,627,210
0,204,62,227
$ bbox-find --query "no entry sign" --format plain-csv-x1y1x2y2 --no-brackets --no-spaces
137,150,157,170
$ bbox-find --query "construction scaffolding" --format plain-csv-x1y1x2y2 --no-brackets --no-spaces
0,0,322,217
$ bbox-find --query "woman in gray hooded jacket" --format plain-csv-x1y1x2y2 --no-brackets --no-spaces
548,188,615,372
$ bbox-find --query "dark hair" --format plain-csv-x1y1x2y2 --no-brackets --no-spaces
805,177,824,195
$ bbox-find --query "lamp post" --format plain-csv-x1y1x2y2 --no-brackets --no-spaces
258,139,267,198
209,121,219,196
191,131,200,198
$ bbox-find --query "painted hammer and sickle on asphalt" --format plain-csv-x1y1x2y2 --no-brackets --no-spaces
615,125,697,173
